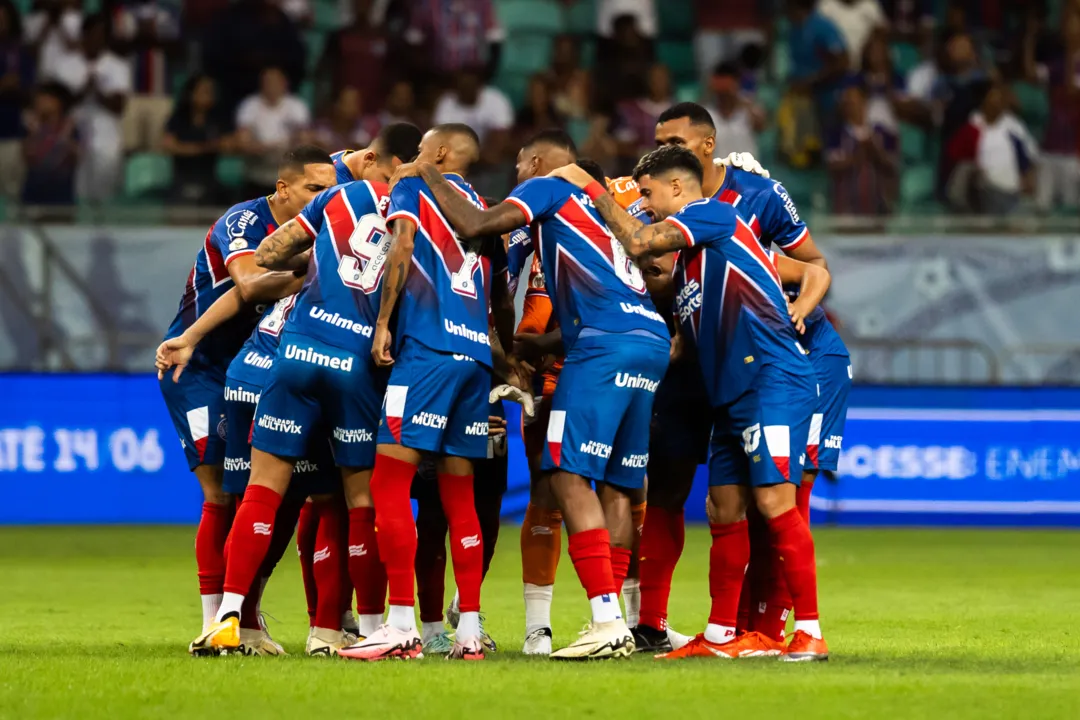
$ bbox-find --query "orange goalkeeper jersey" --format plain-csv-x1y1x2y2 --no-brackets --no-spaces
607,176,642,209
516,252,562,397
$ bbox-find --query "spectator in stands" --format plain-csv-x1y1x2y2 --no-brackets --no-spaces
548,34,582,103
179,0,227,71
906,30,947,120
316,0,389,113
235,65,311,195
597,0,657,38
312,85,380,151
201,0,305,117
880,0,935,42
1029,7,1080,211
23,0,81,84
786,0,848,120
113,0,180,153
432,65,513,163
515,74,560,143
706,62,765,158
860,31,922,129
692,0,766,87
51,12,132,203
275,0,312,27
594,13,656,112
946,81,1039,214
614,63,672,173
379,78,426,129
22,82,78,205
818,0,889,70
0,0,32,203
934,30,989,195
161,74,233,204
826,83,899,215
405,0,504,79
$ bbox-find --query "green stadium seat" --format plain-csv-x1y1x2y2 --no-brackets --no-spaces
900,122,927,165
500,34,552,75
658,2,694,38
892,42,921,76
675,82,699,103
314,0,340,32
216,156,246,189
579,38,596,69
657,41,696,84
564,0,595,34
775,167,822,210
305,30,327,69
124,153,172,198
756,127,779,166
493,71,531,109
757,83,781,114
565,118,591,148
900,163,936,209
498,0,564,35
1012,81,1049,139
772,39,790,82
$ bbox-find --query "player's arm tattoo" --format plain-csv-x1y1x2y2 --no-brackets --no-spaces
591,193,688,258
255,218,315,272
376,219,416,326
417,163,525,238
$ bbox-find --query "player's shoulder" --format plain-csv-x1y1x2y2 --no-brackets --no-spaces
508,225,531,251
343,178,389,211
218,196,272,238
676,197,736,222
726,166,780,196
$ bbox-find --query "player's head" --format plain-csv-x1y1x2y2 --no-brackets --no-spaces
354,122,423,183
638,251,677,303
516,129,577,184
632,145,704,221
417,123,481,175
655,102,716,169
260,66,289,103
575,157,608,185
275,145,336,217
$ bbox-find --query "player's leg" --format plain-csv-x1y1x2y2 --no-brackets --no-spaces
469,428,509,653
622,484,646,628
412,460,452,653
520,396,562,654
343,464,384,640
295,500,319,630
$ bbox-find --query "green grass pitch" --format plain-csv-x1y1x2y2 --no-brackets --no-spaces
0,526,1078,719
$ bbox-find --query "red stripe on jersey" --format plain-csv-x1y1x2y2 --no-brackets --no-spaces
717,189,742,206
325,189,358,260
204,223,230,286
418,192,467,271
681,248,704,341
732,217,781,287
749,215,761,240
772,455,790,482
555,195,616,265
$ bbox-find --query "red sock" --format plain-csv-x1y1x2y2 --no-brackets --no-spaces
708,520,749,630
753,547,793,642
296,501,319,626
370,454,419,607
766,508,819,621
348,506,387,616
568,528,616,600
437,472,483,614
312,497,348,630
239,576,265,630
223,485,282,597
196,501,232,596
611,546,632,594
237,495,304,630
796,479,814,525
638,507,684,630
740,508,771,634
414,498,448,623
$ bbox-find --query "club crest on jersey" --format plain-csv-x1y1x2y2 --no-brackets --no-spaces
228,238,248,252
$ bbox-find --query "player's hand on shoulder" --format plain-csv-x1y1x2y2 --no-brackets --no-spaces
388,161,421,192
545,163,593,189
716,152,770,179
371,324,394,367
155,336,195,382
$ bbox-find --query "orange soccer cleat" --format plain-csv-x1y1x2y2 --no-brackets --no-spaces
654,631,781,660
781,630,829,662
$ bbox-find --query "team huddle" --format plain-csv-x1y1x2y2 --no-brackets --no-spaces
155,100,850,662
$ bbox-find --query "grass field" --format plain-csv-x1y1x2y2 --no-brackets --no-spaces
1,526,1078,719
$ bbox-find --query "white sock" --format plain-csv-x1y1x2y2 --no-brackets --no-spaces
357,613,382,638
421,621,445,643
201,593,222,628
704,624,736,644
387,604,416,633
523,583,553,633
215,592,244,622
589,593,621,624
622,578,641,628
794,619,822,639
457,611,481,641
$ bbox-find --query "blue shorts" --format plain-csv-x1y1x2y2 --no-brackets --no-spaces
650,357,712,464
251,332,385,469
805,354,852,472
223,375,337,496
542,331,670,489
378,340,491,459
708,366,817,487
159,364,227,471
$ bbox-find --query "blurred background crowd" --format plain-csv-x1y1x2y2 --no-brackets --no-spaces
0,0,1078,217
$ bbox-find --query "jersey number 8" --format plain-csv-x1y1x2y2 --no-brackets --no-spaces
338,214,392,294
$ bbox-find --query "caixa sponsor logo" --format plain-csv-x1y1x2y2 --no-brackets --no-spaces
837,444,978,480
772,183,801,224
621,453,648,468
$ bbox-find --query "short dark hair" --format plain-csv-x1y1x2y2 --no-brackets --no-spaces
279,144,334,175
632,145,704,185
656,102,716,131
575,157,608,185
524,128,577,157
431,122,481,149
35,81,74,113
375,122,422,163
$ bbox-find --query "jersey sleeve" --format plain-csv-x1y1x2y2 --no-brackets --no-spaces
505,177,568,225
216,206,268,266
295,186,337,238
386,177,422,228
759,182,810,251
505,227,534,281
663,200,736,249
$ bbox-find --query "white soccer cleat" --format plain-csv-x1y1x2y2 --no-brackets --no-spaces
550,620,635,661
236,628,287,656
666,626,693,651
339,624,424,661
305,627,348,657
423,631,454,655
448,635,485,661
522,627,553,656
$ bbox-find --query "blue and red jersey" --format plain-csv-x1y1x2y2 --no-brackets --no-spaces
387,174,493,367
164,196,277,371
285,179,391,351
668,198,813,407
714,167,848,358
331,149,358,184
505,177,666,350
